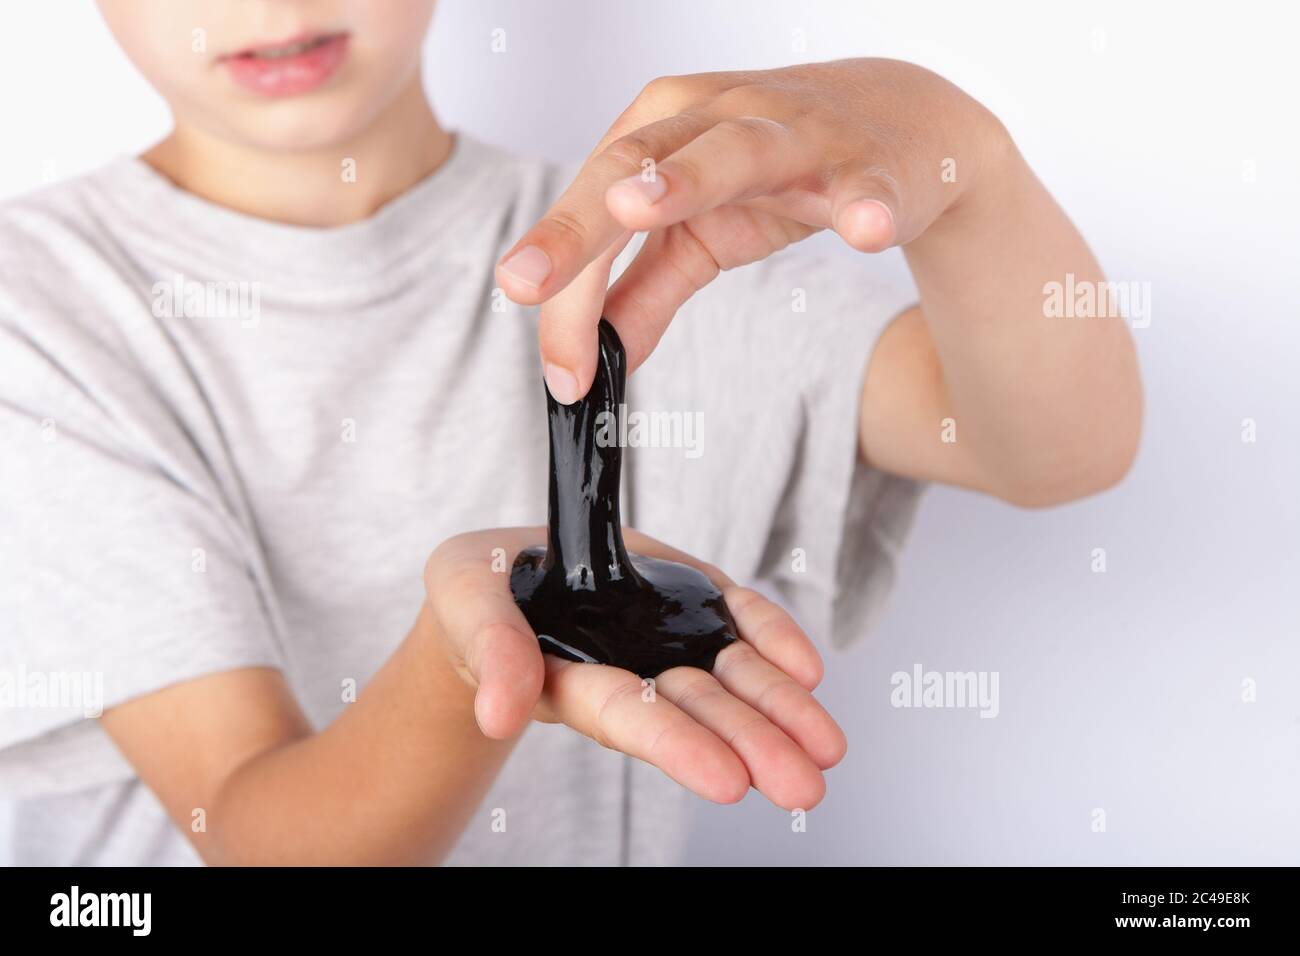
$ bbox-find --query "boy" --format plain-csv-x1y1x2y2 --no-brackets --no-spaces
0,1,1140,865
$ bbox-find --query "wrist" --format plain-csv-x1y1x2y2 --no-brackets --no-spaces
914,103,1023,254
958,102,1021,210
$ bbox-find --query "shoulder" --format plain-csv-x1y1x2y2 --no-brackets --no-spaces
0,161,148,329
0,162,133,268
0,164,177,446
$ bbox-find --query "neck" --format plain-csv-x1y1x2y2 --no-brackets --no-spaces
142,74,452,227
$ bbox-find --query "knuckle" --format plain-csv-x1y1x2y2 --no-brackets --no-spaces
673,674,723,711
638,74,691,106
746,601,792,641
838,161,902,201
726,713,771,748
540,206,590,250
725,586,766,615
713,638,756,678
716,116,788,162
444,561,490,600
754,673,800,715
477,620,522,645
660,222,720,289
591,679,642,749
603,133,659,174
473,622,527,671
663,155,705,193
712,82,788,116
645,716,690,761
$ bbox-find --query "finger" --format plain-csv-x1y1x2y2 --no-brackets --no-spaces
601,206,812,373
605,116,816,232
501,117,715,403
712,640,847,771
599,227,713,377
496,112,711,306
464,620,545,741
426,532,546,740
723,587,824,691
536,230,632,405
828,162,902,252
620,530,822,691
656,667,825,811
544,658,750,805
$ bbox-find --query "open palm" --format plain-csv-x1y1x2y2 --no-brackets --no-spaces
424,526,846,810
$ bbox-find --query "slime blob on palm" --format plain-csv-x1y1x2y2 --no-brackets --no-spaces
510,320,738,678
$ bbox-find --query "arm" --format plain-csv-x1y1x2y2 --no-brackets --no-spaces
100,603,514,866
101,528,844,864
860,125,1141,506
496,59,1142,505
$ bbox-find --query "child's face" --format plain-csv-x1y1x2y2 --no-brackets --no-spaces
97,0,437,151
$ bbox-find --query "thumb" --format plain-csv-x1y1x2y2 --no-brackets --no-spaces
537,231,633,404
465,621,545,740
828,164,903,253
425,535,546,739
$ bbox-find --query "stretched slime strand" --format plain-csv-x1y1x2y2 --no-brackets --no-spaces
543,318,639,592
510,319,738,678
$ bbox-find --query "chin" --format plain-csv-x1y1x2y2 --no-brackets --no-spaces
221,93,380,153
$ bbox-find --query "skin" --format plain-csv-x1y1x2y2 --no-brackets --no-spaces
109,528,835,864
92,1,1141,864
497,60,1142,505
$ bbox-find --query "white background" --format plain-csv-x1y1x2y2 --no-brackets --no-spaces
4,1,1296,863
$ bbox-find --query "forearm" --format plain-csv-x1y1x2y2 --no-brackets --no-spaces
206,604,516,865
872,121,1142,505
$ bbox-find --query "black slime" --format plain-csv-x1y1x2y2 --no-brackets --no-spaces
510,319,738,678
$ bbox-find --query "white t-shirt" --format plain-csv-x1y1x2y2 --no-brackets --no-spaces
0,134,923,865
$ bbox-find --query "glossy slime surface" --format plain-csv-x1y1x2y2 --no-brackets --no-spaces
510,319,738,678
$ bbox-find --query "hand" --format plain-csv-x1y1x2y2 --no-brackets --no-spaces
424,527,846,810
495,58,1004,403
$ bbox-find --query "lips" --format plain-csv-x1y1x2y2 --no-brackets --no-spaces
221,32,350,97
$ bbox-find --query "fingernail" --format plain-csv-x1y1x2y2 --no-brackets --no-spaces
610,173,668,205
499,245,552,289
544,363,580,405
